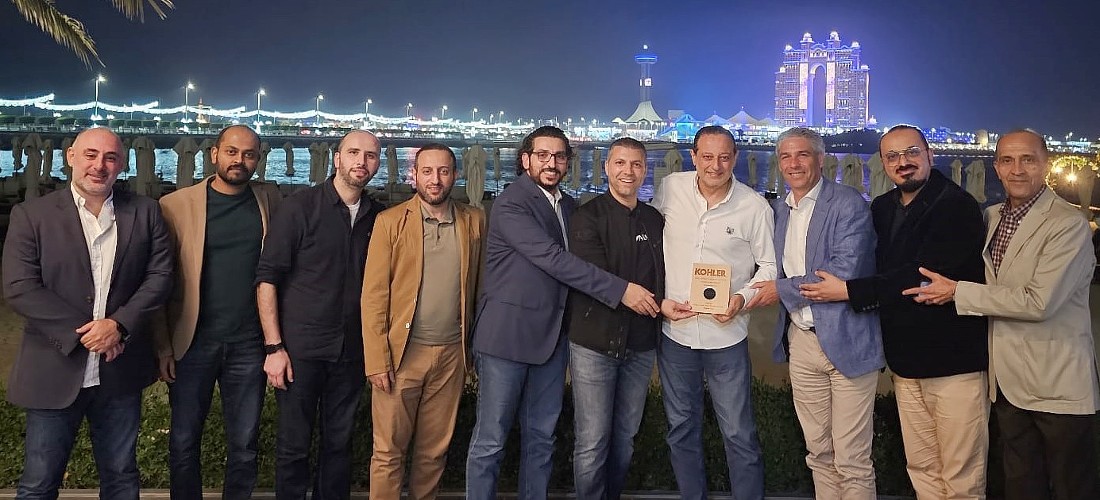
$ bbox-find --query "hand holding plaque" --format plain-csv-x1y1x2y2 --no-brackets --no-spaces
689,263,732,314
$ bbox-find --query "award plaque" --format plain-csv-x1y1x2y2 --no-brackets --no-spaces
690,263,732,314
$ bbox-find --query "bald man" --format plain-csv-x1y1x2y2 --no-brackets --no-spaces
3,127,174,499
256,130,385,499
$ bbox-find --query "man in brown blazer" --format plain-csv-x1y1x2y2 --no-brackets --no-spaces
3,127,174,499
154,124,281,500
361,143,484,499
908,129,1100,500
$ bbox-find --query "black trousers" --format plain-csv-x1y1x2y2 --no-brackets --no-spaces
274,355,365,500
994,392,1099,500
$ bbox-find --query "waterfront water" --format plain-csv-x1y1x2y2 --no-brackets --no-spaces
0,145,1004,205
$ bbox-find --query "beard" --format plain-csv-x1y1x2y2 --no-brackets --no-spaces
339,167,370,189
417,183,453,206
217,163,253,186
531,166,563,191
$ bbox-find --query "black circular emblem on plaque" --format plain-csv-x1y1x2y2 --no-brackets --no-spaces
703,287,716,300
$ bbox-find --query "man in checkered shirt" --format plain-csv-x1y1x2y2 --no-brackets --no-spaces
904,129,1099,500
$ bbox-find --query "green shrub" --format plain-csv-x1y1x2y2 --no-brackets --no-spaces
2,378,1074,496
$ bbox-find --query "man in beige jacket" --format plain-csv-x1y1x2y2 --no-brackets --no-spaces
361,143,484,499
155,124,281,500
907,129,1099,500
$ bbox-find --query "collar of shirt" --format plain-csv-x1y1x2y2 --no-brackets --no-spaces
69,183,115,223
692,175,735,210
999,185,1046,221
784,177,823,210
420,200,455,223
537,184,563,209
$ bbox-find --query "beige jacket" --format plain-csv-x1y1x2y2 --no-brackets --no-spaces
153,177,282,359
955,188,1100,415
360,197,485,376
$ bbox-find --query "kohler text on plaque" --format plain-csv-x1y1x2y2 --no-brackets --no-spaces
690,263,732,314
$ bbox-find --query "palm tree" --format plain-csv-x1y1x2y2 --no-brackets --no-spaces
10,0,175,67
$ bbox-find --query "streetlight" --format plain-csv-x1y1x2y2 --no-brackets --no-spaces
471,107,478,122
315,93,324,123
441,104,448,119
499,110,504,123
93,74,106,120
364,98,372,115
256,88,266,129
183,81,194,122
406,102,413,118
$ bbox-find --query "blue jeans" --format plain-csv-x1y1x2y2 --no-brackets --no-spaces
569,342,655,500
17,387,141,500
466,336,569,500
657,334,763,500
168,335,265,500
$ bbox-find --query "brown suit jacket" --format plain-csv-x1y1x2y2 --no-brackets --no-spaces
956,188,1100,415
3,188,174,409
361,197,485,376
153,177,281,360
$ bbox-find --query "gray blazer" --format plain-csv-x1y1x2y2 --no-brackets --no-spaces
3,187,174,409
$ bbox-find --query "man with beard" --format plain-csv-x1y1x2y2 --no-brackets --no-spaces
256,130,384,499
747,127,883,499
905,130,1100,500
802,125,989,499
565,137,674,499
154,124,282,500
466,126,659,499
361,143,484,499
4,127,173,499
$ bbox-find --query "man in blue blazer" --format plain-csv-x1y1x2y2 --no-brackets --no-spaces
747,127,885,499
466,126,659,500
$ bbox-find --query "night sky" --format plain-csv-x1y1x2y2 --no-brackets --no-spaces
1,0,1098,137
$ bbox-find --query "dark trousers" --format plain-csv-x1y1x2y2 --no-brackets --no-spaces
994,393,1100,500
168,336,265,500
274,355,365,500
17,387,141,500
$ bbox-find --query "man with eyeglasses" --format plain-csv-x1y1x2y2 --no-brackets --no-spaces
651,125,776,500
155,124,282,500
905,129,1099,500
466,126,660,500
800,125,989,499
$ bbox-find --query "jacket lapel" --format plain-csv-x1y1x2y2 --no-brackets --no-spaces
111,191,136,284
189,181,209,281
804,181,832,268
998,189,1054,273
55,190,93,281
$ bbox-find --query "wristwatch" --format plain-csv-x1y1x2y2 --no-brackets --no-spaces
264,342,286,355
116,321,131,345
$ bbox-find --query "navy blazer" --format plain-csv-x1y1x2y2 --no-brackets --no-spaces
770,179,885,378
471,174,628,365
3,188,174,409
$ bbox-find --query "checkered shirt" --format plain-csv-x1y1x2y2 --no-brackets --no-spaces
989,186,1045,274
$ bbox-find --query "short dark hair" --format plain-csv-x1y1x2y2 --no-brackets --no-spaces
215,124,259,148
413,142,457,169
609,137,646,154
515,125,572,175
692,125,737,153
880,124,929,151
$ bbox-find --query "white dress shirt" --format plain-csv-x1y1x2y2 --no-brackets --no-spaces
653,172,777,349
782,178,823,330
538,184,568,250
71,185,118,388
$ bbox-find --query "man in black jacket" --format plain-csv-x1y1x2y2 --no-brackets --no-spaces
801,125,989,499
566,137,681,499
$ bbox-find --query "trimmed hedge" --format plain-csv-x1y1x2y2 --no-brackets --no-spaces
0,380,1086,496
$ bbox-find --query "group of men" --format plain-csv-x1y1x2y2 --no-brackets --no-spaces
2,120,1097,500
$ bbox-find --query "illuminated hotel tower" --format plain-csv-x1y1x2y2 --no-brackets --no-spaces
774,31,870,129
625,44,662,124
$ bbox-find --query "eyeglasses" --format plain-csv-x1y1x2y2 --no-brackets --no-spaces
530,150,570,163
883,146,924,165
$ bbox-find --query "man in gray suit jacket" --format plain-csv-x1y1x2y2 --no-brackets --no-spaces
2,127,174,499
910,129,1099,500
748,127,884,499
465,126,659,500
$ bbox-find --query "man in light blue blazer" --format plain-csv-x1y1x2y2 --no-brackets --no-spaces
465,126,660,500
747,127,885,499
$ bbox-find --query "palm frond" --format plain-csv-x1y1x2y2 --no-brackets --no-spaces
108,0,174,22
10,0,101,67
